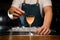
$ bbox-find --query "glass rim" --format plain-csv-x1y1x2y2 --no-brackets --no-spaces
26,15,35,17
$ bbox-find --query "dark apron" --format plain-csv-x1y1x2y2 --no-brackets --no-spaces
19,0,44,27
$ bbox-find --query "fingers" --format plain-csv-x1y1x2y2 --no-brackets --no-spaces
35,27,51,35
8,6,25,19
40,28,47,35
9,6,25,14
13,16,18,19
46,30,51,35
13,9,25,19
16,8,25,13
36,27,43,34
35,27,40,34
13,13,20,17
13,13,19,19
43,29,50,35
14,10,23,16
37,28,43,34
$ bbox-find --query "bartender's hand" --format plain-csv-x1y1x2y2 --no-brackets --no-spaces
8,6,25,19
35,25,51,35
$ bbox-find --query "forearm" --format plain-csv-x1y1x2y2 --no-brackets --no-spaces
43,6,53,27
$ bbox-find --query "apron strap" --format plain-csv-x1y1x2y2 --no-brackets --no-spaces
23,0,26,3
36,0,39,4
23,0,39,4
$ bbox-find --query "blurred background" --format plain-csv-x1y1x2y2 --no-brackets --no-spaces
0,0,60,35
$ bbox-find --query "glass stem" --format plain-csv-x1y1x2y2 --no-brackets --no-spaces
29,24,31,35
29,24,31,40
29,24,31,28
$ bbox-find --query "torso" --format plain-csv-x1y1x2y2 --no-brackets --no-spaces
20,0,44,27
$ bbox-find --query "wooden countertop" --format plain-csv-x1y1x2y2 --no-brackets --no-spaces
0,35,60,40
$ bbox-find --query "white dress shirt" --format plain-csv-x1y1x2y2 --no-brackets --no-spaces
8,0,52,19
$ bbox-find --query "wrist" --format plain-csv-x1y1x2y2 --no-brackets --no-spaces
43,24,50,28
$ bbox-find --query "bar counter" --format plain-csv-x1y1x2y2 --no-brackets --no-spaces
0,35,60,40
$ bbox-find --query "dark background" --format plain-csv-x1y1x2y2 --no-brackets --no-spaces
0,0,60,35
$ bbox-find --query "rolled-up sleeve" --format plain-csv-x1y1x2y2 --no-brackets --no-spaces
42,0,52,7
8,11,13,19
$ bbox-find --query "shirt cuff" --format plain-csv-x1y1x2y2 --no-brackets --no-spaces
8,11,13,19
